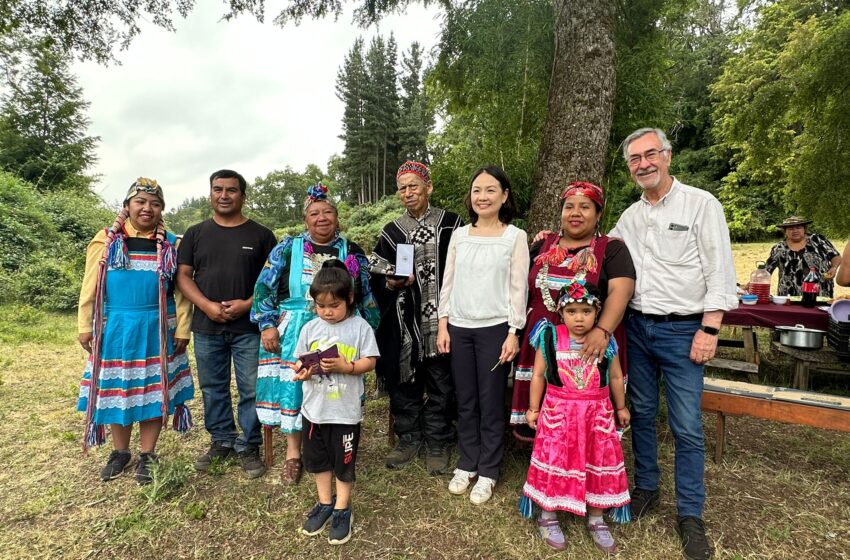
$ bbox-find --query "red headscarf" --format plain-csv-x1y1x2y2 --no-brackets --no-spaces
560,181,604,211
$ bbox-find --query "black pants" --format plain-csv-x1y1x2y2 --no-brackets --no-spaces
449,323,510,479
388,355,455,446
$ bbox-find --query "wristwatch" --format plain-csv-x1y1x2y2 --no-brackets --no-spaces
700,325,719,336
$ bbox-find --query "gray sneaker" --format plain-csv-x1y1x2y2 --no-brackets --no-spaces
238,447,267,479
385,438,421,469
100,450,132,481
195,441,236,471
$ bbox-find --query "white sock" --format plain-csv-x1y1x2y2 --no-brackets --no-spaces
588,514,604,525
540,509,557,521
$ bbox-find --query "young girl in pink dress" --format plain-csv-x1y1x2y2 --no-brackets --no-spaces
522,278,630,553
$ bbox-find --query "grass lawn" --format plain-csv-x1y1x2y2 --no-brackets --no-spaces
1,243,849,559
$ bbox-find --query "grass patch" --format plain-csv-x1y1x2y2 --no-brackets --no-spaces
2,242,850,559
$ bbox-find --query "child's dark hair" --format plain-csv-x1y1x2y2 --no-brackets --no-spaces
309,259,354,316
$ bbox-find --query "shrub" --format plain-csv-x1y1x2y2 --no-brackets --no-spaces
16,258,81,311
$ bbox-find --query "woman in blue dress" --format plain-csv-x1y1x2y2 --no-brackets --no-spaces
77,178,194,484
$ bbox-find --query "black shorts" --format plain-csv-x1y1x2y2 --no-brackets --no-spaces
302,418,361,483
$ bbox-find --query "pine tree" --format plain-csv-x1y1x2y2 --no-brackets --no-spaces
336,37,370,203
398,41,433,163
0,37,98,191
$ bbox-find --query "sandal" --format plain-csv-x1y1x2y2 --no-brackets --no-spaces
281,457,303,485
587,520,618,553
537,518,566,551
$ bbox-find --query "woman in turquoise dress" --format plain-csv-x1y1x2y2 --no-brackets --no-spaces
77,178,194,485
251,185,379,484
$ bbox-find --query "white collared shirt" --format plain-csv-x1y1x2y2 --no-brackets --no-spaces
609,178,738,315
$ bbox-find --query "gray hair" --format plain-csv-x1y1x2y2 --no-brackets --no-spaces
622,128,672,160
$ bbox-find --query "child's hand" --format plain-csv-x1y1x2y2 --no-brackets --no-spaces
293,363,318,381
526,409,539,429
320,355,349,374
616,408,630,428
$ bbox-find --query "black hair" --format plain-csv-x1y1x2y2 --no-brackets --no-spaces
309,259,355,317
209,169,247,194
465,165,518,226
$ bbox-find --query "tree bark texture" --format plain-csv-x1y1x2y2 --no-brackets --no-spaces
528,0,616,235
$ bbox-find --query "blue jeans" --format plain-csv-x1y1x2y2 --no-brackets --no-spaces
194,331,262,452
626,314,705,519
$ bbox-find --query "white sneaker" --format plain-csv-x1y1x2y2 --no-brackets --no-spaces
448,468,477,495
469,476,496,504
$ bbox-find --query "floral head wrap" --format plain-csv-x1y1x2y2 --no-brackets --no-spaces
303,183,336,214
557,276,601,310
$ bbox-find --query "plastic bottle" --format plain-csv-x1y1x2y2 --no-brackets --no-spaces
801,266,820,308
749,261,771,304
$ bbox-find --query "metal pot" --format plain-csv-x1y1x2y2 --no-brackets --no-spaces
776,324,826,350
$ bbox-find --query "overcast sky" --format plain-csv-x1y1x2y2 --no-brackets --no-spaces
73,3,443,208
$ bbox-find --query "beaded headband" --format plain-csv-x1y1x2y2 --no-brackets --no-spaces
557,277,601,309
124,177,164,206
396,161,430,184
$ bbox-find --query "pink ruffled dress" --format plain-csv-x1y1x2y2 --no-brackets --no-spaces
522,323,630,515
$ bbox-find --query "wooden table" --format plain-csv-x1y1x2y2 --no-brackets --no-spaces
717,303,830,366
770,340,844,390
702,378,850,462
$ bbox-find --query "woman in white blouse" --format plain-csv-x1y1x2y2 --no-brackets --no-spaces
437,165,529,504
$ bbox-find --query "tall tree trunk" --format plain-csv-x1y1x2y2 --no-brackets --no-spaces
528,0,616,235
382,137,387,198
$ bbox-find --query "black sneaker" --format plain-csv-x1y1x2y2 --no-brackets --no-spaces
328,508,353,545
424,442,450,475
300,499,336,536
100,450,132,481
677,516,713,559
385,437,421,469
195,441,236,471
630,487,660,519
135,452,158,485
238,447,267,479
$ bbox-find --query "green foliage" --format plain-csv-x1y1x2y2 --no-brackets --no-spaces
16,259,81,311
428,0,554,224
249,165,326,230
183,501,207,520
0,37,98,191
712,0,850,236
0,303,76,344
0,171,58,271
139,458,194,504
337,196,404,252
163,196,212,236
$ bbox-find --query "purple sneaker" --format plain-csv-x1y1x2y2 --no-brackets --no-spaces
537,518,566,551
587,520,618,553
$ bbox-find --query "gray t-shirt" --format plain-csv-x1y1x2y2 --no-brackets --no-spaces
295,315,380,425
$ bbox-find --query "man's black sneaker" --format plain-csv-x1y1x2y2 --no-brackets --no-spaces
195,441,236,471
238,447,267,479
630,487,660,519
424,443,450,475
328,508,353,545
385,438,421,469
100,450,132,481
300,499,336,536
677,516,713,560
135,452,158,485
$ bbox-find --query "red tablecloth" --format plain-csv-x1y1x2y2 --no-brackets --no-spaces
724,303,829,331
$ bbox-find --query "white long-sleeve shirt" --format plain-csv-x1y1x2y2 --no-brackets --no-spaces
609,178,738,315
438,224,530,331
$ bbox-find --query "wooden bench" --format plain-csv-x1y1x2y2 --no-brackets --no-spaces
769,340,847,390
702,378,850,463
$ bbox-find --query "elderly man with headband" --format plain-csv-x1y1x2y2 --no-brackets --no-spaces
369,161,464,475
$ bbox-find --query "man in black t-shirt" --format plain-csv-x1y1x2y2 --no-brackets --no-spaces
177,169,277,479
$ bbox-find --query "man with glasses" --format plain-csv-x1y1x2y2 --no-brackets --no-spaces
369,161,463,475
610,128,737,560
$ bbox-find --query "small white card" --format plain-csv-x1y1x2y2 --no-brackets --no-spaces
395,243,414,277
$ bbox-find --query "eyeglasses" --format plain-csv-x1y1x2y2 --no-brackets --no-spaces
397,183,424,194
627,148,668,168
